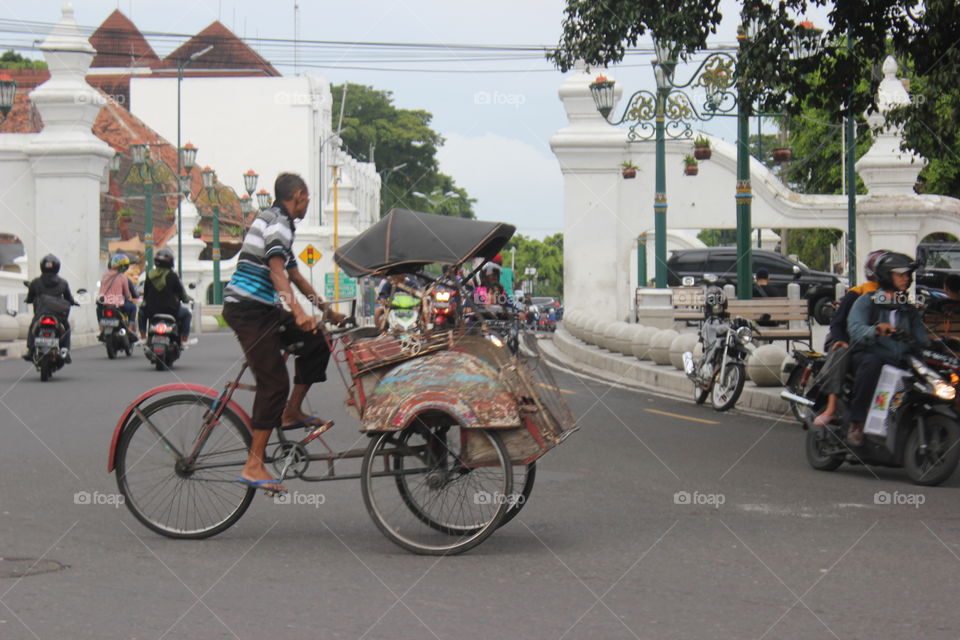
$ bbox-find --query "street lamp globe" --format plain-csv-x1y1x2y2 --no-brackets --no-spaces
201,166,216,190
240,194,253,215
256,189,271,210
109,150,121,173
588,75,616,119
652,35,679,90
130,140,148,165
179,171,191,196
0,73,16,121
243,169,258,196
180,142,198,172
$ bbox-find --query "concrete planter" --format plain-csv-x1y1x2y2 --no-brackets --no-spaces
0,315,18,342
669,333,700,370
649,329,680,365
746,344,790,386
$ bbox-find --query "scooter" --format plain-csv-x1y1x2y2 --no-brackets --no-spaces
144,314,181,371
98,304,133,359
781,333,960,486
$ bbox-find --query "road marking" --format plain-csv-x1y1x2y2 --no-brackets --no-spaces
538,382,575,395
644,408,719,424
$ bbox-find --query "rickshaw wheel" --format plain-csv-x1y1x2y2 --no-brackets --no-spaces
498,461,536,528
361,416,512,555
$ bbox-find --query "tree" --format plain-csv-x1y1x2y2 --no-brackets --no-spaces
330,83,475,218
505,233,564,299
0,50,46,70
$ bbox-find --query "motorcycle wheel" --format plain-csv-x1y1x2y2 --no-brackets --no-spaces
805,428,843,471
904,415,960,486
693,378,711,405
711,362,745,412
106,337,117,360
785,365,818,423
39,356,52,382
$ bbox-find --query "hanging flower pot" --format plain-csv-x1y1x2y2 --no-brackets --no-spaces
683,155,699,176
621,161,637,179
693,136,712,160
772,147,793,163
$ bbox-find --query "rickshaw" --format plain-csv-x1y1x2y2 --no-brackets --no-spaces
107,209,577,555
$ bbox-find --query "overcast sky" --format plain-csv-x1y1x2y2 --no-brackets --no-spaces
11,1,831,238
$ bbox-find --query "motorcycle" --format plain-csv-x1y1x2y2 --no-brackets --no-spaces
430,284,459,329
683,315,753,411
25,286,84,382
387,291,423,334
98,304,133,359
144,313,181,371
781,332,960,486
782,348,826,423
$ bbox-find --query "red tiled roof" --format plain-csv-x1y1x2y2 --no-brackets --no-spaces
158,21,279,76
0,91,42,134
89,9,160,69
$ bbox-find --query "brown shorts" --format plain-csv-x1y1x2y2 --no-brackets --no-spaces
223,301,331,431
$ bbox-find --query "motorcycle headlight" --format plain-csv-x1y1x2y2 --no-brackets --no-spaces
435,291,451,302
935,380,956,401
486,333,504,348
736,326,753,344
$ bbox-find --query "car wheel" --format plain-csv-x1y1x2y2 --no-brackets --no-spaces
813,297,834,326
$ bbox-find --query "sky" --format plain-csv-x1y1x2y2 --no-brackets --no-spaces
8,1,832,239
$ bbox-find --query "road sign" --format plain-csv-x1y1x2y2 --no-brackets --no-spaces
324,272,357,298
524,267,537,276
299,244,321,268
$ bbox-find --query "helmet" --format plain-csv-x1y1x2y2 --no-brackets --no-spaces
863,249,889,282
110,253,130,272
703,286,727,318
40,254,60,275
874,252,917,290
154,248,174,269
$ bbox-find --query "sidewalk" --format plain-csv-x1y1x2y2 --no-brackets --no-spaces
540,325,795,417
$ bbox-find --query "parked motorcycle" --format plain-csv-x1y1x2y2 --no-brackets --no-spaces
144,314,181,371
781,333,960,486
782,348,826,423
98,304,133,359
683,315,753,411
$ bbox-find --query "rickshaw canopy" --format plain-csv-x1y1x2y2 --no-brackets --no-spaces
333,208,516,277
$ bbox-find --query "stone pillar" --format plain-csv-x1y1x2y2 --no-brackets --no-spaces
550,64,638,322
24,4,113,337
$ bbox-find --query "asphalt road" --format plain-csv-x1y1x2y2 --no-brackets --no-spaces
1,333,959,640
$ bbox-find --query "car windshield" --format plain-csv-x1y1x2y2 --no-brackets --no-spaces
925,249,960,270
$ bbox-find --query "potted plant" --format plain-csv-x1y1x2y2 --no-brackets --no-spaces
772,147,793,163
116,207,134,222
683,155,699,176
163,209,176,224
192,225,202,239
621,161,638,179
693,136,712,160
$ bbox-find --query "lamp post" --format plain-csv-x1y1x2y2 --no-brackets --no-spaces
256,189,271,210
176,45,212,277
0,73,16,124
412,189,458,213
201,166,223,304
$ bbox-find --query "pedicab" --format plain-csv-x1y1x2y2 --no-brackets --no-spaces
108,209,577,555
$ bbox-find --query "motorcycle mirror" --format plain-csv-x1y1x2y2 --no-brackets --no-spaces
188,283,196,290
792,265,802,279
76,288,87,295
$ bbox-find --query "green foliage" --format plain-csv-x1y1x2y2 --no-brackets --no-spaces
921,233,959,243
697,229,737,246
786,229,843,272
330,83,475,218
504,233,564,299
0,50,46,70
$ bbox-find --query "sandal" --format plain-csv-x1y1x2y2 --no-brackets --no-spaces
235,477,287,497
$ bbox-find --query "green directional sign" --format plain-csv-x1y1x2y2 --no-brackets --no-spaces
324,272,357,299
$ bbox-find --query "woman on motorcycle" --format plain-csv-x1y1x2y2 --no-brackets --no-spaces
24,254,77,363
97,252,139,340
812,249,888,428
139,248,192,345
845,252,930,445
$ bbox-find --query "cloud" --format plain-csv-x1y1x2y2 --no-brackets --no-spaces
437,132,563,239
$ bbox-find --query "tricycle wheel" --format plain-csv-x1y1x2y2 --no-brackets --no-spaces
498,461,536,528
362,417,512,555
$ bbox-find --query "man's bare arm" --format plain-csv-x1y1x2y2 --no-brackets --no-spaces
269,256,316,332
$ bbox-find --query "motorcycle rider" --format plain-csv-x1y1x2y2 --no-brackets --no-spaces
97,252,139,341
699,286,730,367
23,254,77,363
845,252,930,445
138,248,192,346
811,249,888,428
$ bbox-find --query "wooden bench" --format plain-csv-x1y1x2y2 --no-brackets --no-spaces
671,287,705,324
727,297,812,349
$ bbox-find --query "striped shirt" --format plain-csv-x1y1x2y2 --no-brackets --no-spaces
223,205,297,306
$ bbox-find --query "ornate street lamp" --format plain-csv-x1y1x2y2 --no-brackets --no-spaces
118,140,179,272
178,171,191,196
109,150,121,173
240,194,253,215
256,189,271,210
243,169,258,196
200,167,225,304
0,73,17,124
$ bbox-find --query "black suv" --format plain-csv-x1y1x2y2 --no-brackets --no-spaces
665,247,841,324
916,242,960,290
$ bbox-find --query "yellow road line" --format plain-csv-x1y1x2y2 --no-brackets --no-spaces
644,408,719,424
537,382,576,395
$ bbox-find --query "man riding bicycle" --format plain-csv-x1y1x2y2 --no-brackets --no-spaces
222,173,345,494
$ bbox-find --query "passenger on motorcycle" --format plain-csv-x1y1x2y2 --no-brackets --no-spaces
846,252,930,445
97,252,140,340
812,249,888,428
138,248,192,346
24,254,77,363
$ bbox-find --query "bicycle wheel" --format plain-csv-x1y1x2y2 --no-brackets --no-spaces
498,461,536,527
115,394,255,539
362,416,512,555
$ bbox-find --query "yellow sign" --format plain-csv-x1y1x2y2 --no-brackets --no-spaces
299,244,321,267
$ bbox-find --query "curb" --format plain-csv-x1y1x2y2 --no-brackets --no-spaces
541,327,793,417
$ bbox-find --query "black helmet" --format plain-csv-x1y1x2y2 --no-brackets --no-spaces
703,286,728,318
874,252,917,290
154,248,174,269
40,254,60,275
